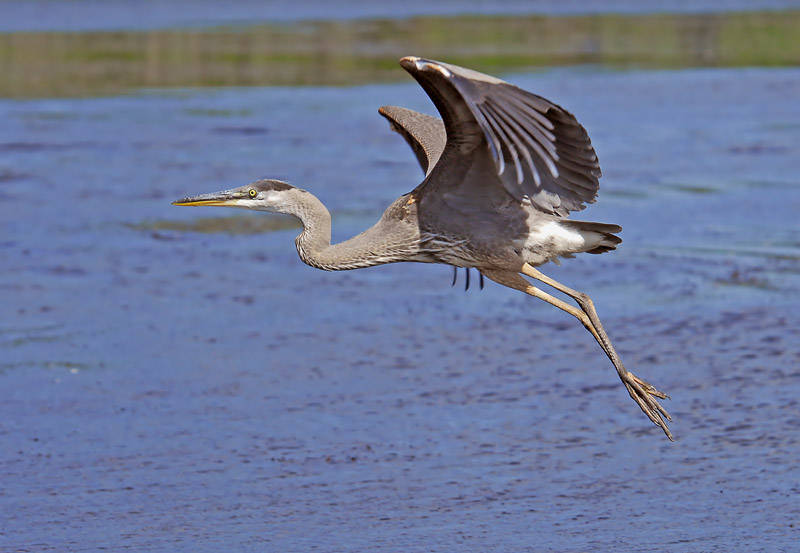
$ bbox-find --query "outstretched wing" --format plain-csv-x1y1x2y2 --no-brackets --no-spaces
378,105,446,176
399,57,601,216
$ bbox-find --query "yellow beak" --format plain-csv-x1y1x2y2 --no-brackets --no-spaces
171,198,235,207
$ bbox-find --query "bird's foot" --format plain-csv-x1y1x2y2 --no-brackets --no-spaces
622,371,673,441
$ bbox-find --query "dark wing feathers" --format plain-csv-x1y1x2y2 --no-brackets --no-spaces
378,105,446,176
398,57,602,216
470,82,601,215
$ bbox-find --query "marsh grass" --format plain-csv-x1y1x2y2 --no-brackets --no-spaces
1,11,798,98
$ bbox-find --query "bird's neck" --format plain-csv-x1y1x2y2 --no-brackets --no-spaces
289,191,399,271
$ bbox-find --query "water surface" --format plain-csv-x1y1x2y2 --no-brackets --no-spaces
2,0,798,31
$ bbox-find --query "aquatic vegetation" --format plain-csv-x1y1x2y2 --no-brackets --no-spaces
1,10,798,98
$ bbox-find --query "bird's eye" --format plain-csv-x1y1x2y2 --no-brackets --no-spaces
248,188,257,198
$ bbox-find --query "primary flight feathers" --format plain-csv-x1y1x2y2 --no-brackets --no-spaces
381,56,601,216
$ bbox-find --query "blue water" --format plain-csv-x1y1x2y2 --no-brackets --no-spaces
1,62,799,551
1,0,799,31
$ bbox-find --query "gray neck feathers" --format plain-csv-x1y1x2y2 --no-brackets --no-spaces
288,190,410,271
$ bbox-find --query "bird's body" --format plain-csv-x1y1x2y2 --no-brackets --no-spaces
174,56,673,439
290,186,619,272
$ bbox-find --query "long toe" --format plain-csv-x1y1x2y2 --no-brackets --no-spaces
624,372,673,440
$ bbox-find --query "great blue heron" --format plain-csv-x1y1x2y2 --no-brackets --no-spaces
174,56,672,440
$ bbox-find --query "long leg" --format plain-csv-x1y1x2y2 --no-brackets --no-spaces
520,263,672,439
483,268,672,440
522,264,624,373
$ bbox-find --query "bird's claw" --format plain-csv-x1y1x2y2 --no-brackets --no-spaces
622,371,673,441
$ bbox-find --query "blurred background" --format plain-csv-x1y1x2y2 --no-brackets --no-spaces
1,1,799,551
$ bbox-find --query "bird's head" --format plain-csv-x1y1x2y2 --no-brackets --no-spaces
172,178,298,213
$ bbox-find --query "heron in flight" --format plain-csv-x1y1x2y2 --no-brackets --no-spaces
174,56,672,439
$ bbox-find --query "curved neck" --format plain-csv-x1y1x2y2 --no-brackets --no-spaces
287,190,400,271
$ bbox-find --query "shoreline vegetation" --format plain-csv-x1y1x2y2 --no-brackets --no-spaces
1,10,798,98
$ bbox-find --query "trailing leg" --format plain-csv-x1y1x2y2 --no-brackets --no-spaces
520,263,672,439
483,268,672,440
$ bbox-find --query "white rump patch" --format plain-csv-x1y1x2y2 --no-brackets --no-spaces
521,220,602,265
526,221,585,251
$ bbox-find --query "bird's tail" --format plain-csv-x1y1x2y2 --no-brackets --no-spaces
561,220,622,255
